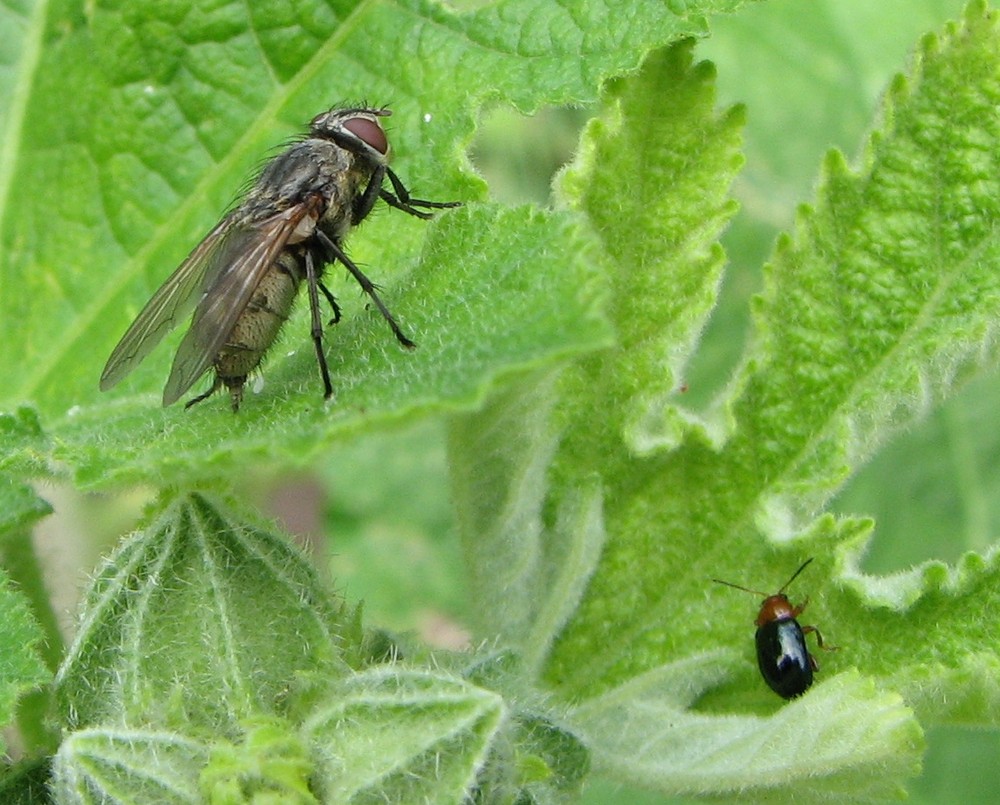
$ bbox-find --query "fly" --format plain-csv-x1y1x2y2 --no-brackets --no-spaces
100,106,460,411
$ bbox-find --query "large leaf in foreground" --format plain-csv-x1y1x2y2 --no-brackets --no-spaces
453,5,1000,798
0,0,752,485
546,1,1000,716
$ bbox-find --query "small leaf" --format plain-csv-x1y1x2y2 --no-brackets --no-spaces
444,647,591,802
51,727,210,805
200,717,317,805
0,564,51,757
0,475,51,540
300,667,505,803
0,409,50,479
55,493,348,732
556,42,744,452
0,482,53,757
0,480,59,754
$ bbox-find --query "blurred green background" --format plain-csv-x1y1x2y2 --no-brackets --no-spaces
35,0,999,801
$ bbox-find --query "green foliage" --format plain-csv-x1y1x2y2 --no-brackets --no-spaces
0,560,50,749
53,493,348,732
1,0,999,802
0,483,55,759
537,0,1000,710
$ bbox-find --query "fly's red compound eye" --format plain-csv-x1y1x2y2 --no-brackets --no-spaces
343,116,388,155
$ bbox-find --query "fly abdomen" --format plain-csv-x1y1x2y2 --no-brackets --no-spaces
212,252,306,410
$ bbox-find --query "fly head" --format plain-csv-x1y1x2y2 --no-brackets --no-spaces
310,107,391,166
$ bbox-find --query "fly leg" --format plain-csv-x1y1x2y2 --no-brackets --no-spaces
380,167,461,219
184,375,224,410
317,281,342,326
304,249,334,399
315,230,415,349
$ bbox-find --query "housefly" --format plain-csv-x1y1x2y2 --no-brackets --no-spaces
100,106,460,411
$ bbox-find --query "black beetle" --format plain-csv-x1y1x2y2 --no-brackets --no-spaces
713,558,837,698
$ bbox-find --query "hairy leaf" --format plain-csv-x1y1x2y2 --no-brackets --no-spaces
0,0,753,486
55,493,348,731
452,5,1000,798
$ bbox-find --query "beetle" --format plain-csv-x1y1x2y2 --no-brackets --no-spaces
712,558,836,698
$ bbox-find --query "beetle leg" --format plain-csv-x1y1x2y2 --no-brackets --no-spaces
791,595,810,618
802,624,839,652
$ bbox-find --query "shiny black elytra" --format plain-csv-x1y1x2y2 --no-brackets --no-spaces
713,558,837,699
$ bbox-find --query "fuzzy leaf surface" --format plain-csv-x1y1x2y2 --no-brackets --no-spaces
0,480,53,758
54,493,348,732
301,668,506,803
0,0,755,486
52,728,210,805
574,663,920,802
545,2,1000,714
452,5,1000,798
0,565,49,758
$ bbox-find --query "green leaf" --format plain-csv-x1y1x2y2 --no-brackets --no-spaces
700,0,971,213
684,0,972,419
0,481,54,757
545,1,1000,701
555,46,744,453
53,205,612,489
54,649,567,804
0,475,51,539
449,647,591,802
0,480,59,754
52,727,210,805
449,369,608,675
451,3,1000,796
0,562,50,757
54,493,348,732
0,408,50,479
0,0,755,487
452,41,744,667
200,718,317,804
574,663,920,802
300,667,505,803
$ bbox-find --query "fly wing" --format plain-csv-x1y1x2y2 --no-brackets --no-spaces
161,202,318,406
100,216,236,391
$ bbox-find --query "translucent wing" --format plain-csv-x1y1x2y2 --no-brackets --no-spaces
100,216,236,391
161,203,317,406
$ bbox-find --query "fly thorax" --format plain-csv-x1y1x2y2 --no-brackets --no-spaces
289,213,318,244
318,162,372,240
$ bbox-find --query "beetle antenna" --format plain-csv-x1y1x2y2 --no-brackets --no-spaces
777,558,814,595
711,578,769,598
